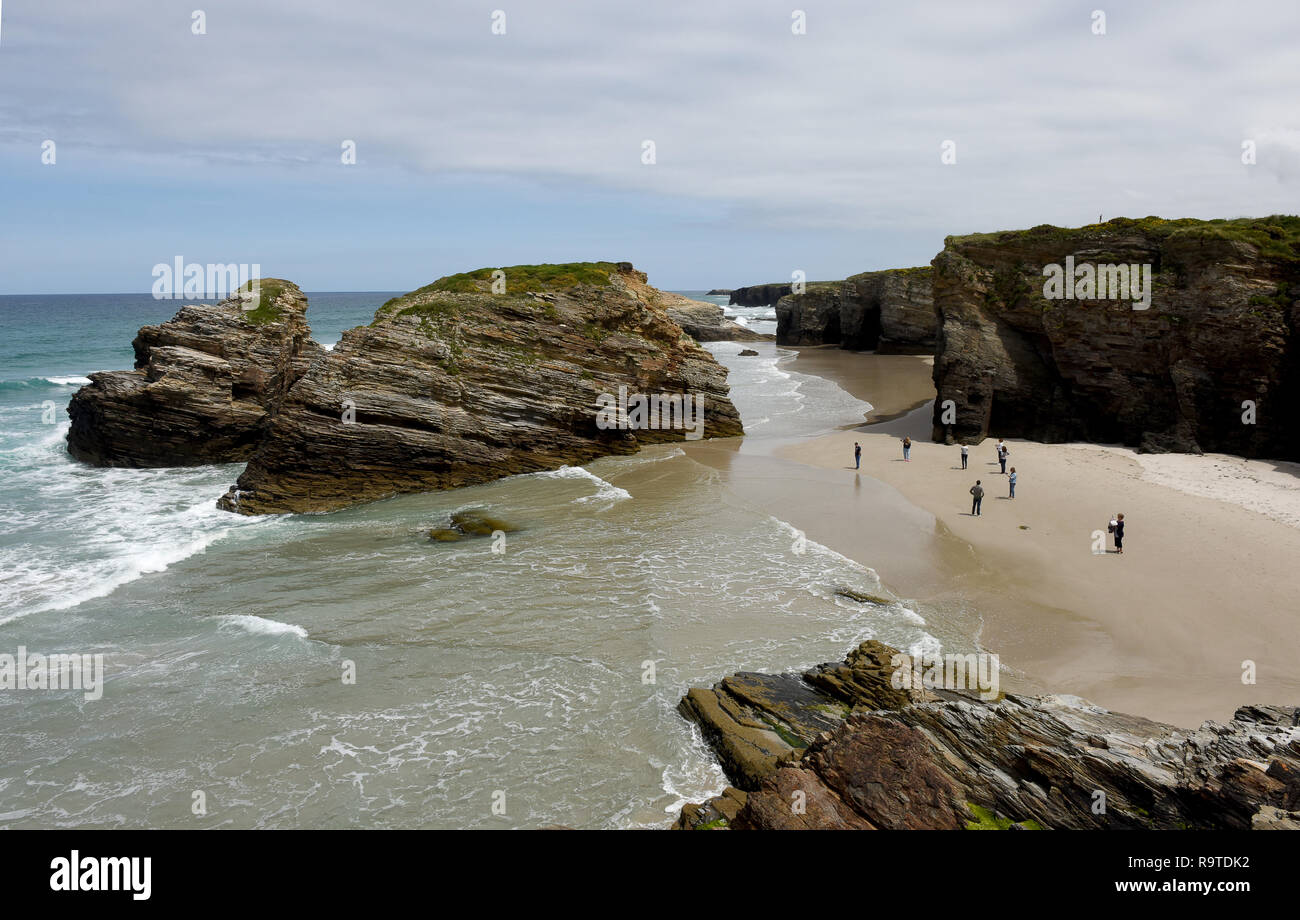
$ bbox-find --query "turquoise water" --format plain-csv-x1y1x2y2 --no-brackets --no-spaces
0,291,951,829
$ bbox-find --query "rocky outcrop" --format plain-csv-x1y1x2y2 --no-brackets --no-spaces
706,289,732,296
676,640,1300,830
217,262,744,514
775,267,935,352
662,298,769,342
930,216,1300,457
729,283,792,307
66,281,322,466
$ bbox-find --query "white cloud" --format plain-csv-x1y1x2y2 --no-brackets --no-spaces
5,0,1299,231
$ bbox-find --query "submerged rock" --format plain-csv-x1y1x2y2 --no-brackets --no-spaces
66,280,322,466
834,587,893,606
428,510,520,542
737,349,759,357
676,639,1300,829
218,262,743,514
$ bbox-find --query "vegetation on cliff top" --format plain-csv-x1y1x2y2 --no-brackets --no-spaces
946,215,1300,265
375,262,622,323
238,279,288,325
781,267,932,297
848,266,932,281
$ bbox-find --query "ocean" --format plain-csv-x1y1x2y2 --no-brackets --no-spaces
0,291,952,828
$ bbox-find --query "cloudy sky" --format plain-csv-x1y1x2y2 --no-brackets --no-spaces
1,0,1297,293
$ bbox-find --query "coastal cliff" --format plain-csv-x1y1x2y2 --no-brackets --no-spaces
66,281,322,466
217,262,743,514
729,283,792,307
675,640,1300,830
930,216,1300,457
775,267,935,352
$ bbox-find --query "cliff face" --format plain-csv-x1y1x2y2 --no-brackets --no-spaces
930,217,1300,457
66,281,322,466
217,262,743,514
676,640,1300,830
775,268,936,352
729,283,791,307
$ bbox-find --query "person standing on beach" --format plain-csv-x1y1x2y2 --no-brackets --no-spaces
1114,513,1124,554
970,480,984,516
960,444,968,469
1008,467,1017,498
902,436,911,461
998,442,1009,474
854,442,861,469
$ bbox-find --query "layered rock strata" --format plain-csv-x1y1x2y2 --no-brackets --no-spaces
217,262,743,514
676,639,1300,830
66,281,322,466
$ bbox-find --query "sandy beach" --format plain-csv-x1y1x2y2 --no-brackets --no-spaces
770,347,1300,729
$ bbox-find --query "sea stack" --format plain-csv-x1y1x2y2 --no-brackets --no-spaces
217,262,743,514
65,280,322,466
929,216,1300,457
775,267,936,352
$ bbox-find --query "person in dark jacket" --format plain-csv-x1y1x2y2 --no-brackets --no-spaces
1114,513,1124,554
854,442,861,469
970,480,984,516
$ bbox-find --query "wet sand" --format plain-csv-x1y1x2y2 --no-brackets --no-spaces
767,348,1300,728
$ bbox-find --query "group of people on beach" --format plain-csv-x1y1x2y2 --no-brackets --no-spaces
854,435,1126,553
966,439,1015,514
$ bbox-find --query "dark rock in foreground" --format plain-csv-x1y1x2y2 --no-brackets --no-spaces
676,640,1300,829
219,263,744,514
776,267,936,352
930,216,1300,457
66,281,322,466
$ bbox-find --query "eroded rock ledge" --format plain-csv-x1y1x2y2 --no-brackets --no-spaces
930,216,1300,457
218,262,744,514
66,280,322,466
661,298,769,343
675,640,1300,830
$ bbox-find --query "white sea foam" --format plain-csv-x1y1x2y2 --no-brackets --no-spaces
43,376,92,386
0,422,269,623
533,465,632,507
0,529,231,626
220,615,309,638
